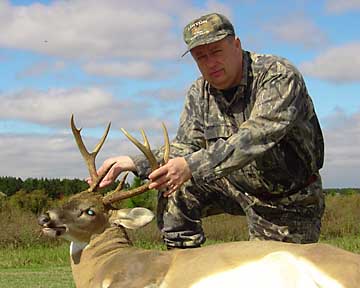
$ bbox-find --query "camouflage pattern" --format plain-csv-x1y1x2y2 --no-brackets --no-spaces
157,173,324,248
131,50,325,247
182,13,234,56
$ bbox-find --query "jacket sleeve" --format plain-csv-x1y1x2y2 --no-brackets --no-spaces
184,62,307,183
130,79,206,179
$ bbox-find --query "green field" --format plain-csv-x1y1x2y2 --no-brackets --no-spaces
1,193,360,287
0,244,75,288
0,266,75,288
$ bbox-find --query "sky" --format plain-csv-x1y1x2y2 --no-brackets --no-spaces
0,0,359,188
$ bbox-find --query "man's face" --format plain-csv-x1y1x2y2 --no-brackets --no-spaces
190,36,243,90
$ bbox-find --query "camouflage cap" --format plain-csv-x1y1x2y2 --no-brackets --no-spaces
182,13,235,56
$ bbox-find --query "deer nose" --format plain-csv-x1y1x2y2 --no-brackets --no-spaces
38,213,51,226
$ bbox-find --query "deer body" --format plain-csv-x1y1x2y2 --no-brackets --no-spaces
38,117,360,288
162,241,360,288
67,226,360,288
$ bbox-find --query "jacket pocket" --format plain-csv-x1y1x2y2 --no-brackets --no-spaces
204,125,233,141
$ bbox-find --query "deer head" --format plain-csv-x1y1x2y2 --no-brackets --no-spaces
38,115,169,244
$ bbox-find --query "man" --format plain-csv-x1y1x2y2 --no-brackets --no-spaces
95,13,325,249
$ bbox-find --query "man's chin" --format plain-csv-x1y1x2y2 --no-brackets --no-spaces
208,79,228,90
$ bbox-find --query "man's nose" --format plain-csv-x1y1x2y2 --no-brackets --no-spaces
204,55,217,68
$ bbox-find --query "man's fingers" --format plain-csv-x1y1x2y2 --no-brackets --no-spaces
163,185,178,197
99,179,112,188
102,165,119,186
86,177,92,185
149,176,168,189
152,182,169,191
149,165,168,180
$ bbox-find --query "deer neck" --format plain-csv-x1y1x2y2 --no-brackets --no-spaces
70,225,132,265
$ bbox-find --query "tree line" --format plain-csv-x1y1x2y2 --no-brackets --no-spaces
0,176,122,198
0,176,157,215
0,176,359,199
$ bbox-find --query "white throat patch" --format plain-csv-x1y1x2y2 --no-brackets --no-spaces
70,241,88,257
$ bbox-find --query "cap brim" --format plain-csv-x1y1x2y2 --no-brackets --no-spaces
181,32,230,58
181,50,190,57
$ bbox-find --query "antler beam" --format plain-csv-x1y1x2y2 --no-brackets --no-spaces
70,115,111,192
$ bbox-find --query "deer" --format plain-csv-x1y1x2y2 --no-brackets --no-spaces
38,115,360,288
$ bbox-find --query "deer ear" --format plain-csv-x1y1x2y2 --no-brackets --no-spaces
110,208,154,229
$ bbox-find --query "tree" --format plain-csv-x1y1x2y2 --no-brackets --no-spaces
121,177,157,210
0,177,23,196
8,189,51,214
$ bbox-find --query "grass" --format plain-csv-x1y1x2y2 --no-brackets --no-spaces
0,243,75,288
1,194,360,287
320,235,360,253
0,244,69,269
0,266,75,288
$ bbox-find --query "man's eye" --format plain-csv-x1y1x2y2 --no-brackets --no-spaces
212,49,222,55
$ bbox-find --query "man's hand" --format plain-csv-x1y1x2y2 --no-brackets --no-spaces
87,156,136,188
148,157,192,197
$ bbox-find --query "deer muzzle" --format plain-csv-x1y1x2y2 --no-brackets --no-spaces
38,212,67,238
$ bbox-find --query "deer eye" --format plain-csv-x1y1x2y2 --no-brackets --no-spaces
86,209,96,216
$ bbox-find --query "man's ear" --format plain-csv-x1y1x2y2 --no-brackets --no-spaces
235,37,242,49
109,207,154,230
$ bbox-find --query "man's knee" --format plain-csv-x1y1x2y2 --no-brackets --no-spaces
163,230,206,248
157,184,206,248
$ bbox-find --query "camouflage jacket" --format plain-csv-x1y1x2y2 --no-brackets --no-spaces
131,51,324,195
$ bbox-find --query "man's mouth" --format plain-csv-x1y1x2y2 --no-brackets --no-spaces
209,69,224,78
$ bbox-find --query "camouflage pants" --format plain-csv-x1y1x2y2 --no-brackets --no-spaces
157,174,325,248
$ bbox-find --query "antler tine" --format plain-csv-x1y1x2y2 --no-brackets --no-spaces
115,171,130,192
120,127,158,171
88,162,116,192
103,124,170,205
102,172,129,204
162,122,170,164
70,114,111,187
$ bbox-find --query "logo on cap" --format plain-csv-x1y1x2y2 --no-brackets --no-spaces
182,13,235,56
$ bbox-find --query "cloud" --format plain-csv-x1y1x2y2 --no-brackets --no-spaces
138,88,186,101
0,0,180,60
0,87,114,125
83,61,158,79
177,0,232,26
17,60,66,78
0,132,150,179
0,86,180,134
264,14,328,49
0,0,230,79
2,108,359,187
300,42,360,83
0,0,230,61
320,108,360,187
325,0,360,13
0,122,177,180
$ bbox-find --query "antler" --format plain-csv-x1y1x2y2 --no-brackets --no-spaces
71,115,111,192
102,123,170,205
